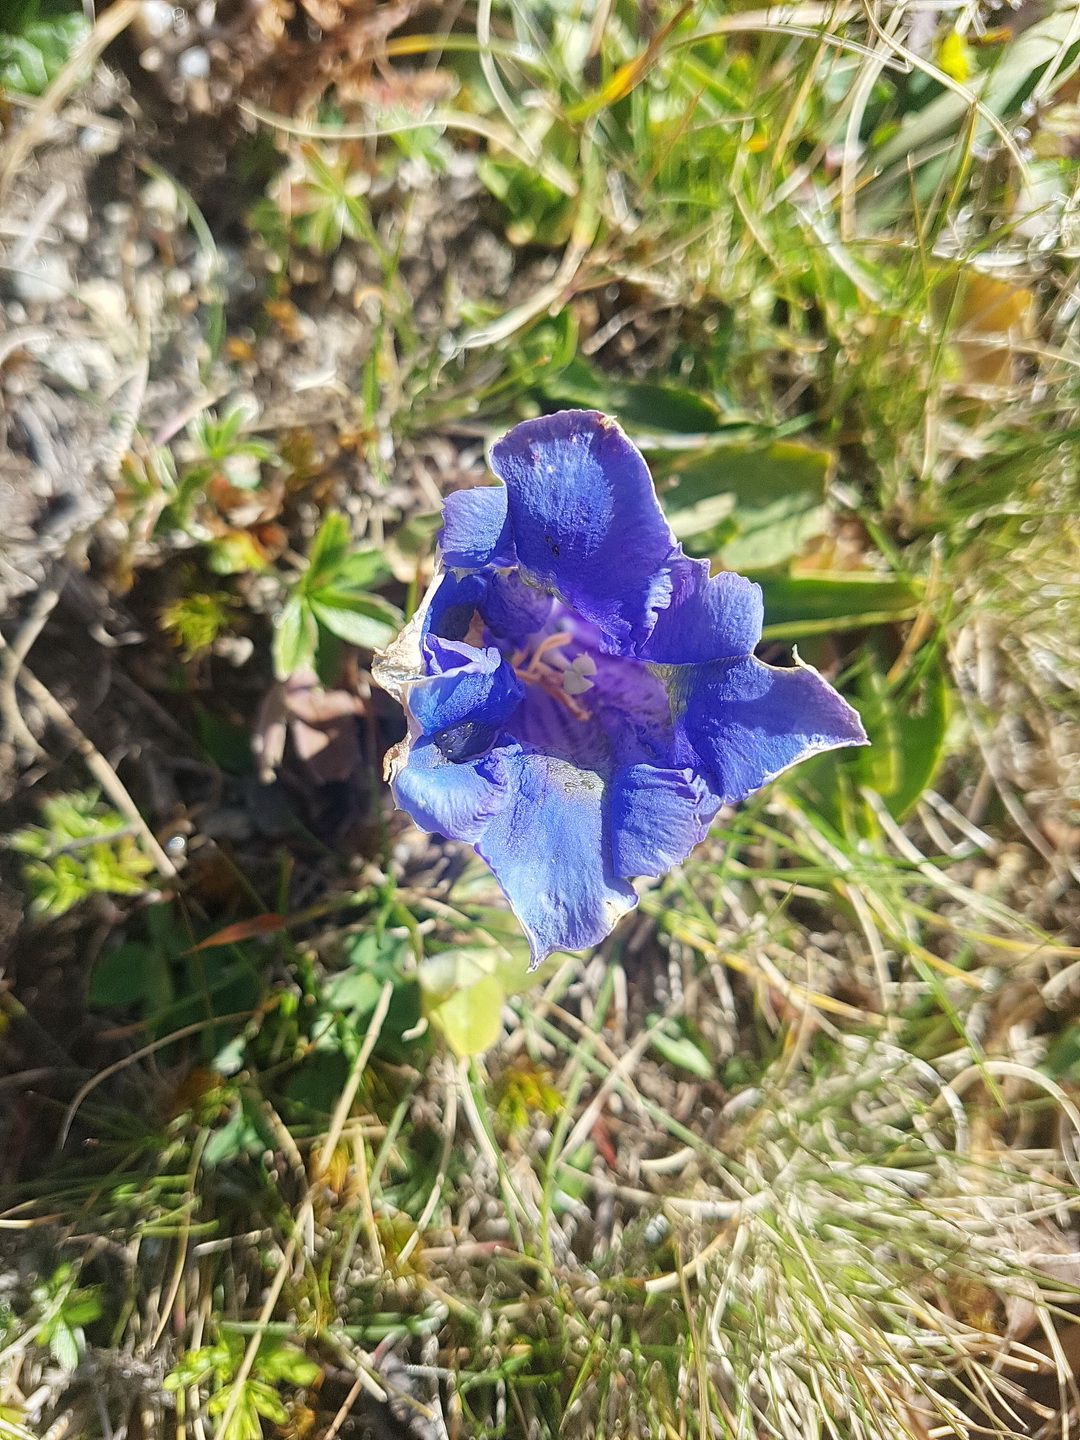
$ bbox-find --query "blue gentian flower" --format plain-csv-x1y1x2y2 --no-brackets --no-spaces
375,411,867,968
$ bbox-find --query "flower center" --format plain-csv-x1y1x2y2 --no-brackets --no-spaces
509,630,595,722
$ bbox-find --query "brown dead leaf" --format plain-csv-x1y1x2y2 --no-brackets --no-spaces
186,913,288,952
935,270,1035,389
254,668,368,786
284,668,367,785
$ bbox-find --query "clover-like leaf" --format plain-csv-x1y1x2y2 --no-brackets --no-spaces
273,596,319,679
302,511,352,587
309,591,401,651
419,948,506,1056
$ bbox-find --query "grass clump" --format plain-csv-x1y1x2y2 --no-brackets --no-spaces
7,791,155,918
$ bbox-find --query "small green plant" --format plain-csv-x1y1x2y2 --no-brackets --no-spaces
164,1333,319,1440
8,791,155,918
493,1058,562,1135
276,142,375,256
273,511,401,678
87,898,263,1046
0,1,86,96
478,117,578,248
28,1263,102,1373
159,589,239,662
166,402,278,531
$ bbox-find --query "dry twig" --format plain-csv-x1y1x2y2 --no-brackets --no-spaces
0,631,178,878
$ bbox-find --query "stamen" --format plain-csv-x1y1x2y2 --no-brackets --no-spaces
539,674,591,721
522,630,573,682
511,630,592,721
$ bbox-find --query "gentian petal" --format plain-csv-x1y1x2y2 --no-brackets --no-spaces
409,638,524,745
424,570,488,643
439,486,516,569
679,655,868,804
392,737,509,843
481,570,553,642
425,570,552,649
490,411,678,653
611,765,720,879
476,746,637,967
640,560,764,664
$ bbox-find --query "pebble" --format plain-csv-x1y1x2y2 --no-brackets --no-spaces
12,254,72,304
178,46,210,80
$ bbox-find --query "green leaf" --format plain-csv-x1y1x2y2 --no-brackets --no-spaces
613,383,723,435
313,930,422,1067
1044,1022,1080,1083
20,857,84,917
0,0,38,35
537,354,617,411
7,829,46,857
207,532,269,575
753,572,920,640
160,590,237,657
343,929,412,973
554,1142,595,1207
796,646,951,824
83,839,154,897
0,14,87,96
437,898,566,993
193,707,254,775
285,1051,351,1114
660,438,829,505
273,596,319,678
646,1022,714,1080
213,1033,248,1077
539,356,724,434
164,1342,234,1391
324,968,385,1017
208,1382,265,1440
871,6,1080,177
420,948,505,1056
10,791,154,918
717,492,828,571
254,1341,320,1387
302,512,352,589
88,942,156,1007
478,143,575,248
861,658,951,821
61,1296,102,1329
659,441,832,569
46,1320,79,1373
248,1380,289,1424
435,973,505,1057
331,549,392,591
202,1098,276,1167
309,593,401,650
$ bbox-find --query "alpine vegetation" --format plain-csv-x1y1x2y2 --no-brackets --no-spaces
375,411,867,965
